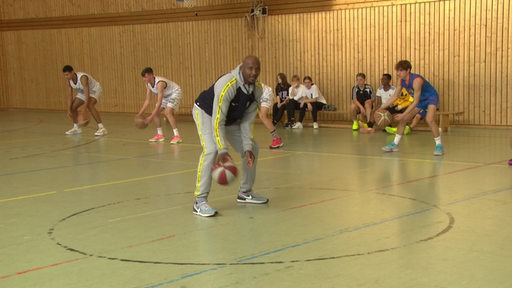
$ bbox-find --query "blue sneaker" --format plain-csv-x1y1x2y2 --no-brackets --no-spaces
193,199,217,217
237,191,269,204
433,144,444,156
382,142,399,152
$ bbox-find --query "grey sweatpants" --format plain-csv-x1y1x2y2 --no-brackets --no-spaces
192,105,259,199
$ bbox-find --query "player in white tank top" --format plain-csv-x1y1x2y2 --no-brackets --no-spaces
62,65,108,136
137,67,183,144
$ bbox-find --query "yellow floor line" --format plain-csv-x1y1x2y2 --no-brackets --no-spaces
0,191,57,203
63,169,197,192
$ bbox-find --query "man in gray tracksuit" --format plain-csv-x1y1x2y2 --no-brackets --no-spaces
192,55,269,217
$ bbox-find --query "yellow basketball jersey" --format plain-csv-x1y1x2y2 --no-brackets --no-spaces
392,88,414,109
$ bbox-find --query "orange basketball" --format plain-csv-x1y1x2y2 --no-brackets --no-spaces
134,115,148,129
374,110,392,129
77,109,90,127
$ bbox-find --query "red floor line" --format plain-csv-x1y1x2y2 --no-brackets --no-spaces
283,197,340,211
0,234,176,281
126,234,176,248
283,159,506,212
0,257,87,280
368,159,506,192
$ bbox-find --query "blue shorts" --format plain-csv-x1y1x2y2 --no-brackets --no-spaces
417,108,427,119
417,94,438,111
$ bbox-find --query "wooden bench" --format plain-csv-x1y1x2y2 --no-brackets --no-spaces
437,111,464,132
277,110,350,126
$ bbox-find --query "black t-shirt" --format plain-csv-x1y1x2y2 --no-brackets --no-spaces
352,84,374,104
275,83,291,101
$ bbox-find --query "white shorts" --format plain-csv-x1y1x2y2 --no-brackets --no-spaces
76,85,102,101
161,89,182,111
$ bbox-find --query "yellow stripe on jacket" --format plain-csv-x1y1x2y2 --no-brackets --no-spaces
213,77,237,150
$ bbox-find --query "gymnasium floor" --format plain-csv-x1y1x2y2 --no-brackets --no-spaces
1,110,511,288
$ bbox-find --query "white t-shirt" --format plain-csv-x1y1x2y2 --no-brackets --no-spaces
260,84,274,108
376,85,396,107
147,76,181,98
69,72,100,95
303,84,327,104
289,84,306,102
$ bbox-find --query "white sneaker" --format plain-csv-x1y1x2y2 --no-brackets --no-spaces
94,127,108,136
313,122,319,129
292,122,303,129
65,127,82,135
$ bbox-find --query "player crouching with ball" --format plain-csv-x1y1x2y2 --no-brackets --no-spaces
191,55,269,217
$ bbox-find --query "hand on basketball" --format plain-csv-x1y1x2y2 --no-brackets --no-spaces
245,150,255,168
394,113,404,121
144,115,153,124
216,152,233,166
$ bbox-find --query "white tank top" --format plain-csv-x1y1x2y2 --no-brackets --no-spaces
147,76,180,98
69,72,100,94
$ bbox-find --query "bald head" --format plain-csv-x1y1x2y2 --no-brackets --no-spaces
241,55,261,84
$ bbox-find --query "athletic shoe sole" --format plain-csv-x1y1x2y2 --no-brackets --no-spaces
192,207,217,217
236,196,269,204
269,143,284,149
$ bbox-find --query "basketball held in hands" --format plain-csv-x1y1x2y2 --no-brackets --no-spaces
211,161,238,185
134,115,148,129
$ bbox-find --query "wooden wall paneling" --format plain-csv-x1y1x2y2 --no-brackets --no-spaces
451,0,459,117
495,0,503,124
488,0,496,125
0,34,6,109
443,1,452,114
506,0,512,125
479,0,487,125
468,0,476,124
461,0,470,124
0,0,250,20
1,0,511,126
485,0,492,124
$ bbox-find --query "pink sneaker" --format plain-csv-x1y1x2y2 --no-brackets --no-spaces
269,137,283,149
149,134,165,142
170,135,183,144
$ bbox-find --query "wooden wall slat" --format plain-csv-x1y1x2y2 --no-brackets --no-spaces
1,0,511,126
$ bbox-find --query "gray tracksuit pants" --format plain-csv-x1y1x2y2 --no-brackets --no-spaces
193,105,258,199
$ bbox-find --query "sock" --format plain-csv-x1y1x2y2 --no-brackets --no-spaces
394,134,403,145
434,136,442,145
173,128,179,136
270,129,279,139
157,127,163,135
98,123,104,129
73,123,79,129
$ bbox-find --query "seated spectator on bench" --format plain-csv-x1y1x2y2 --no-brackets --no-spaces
291,76,327,129
286,75,306,128
376,73,395,109
351,72,375,131
272,73,291,127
